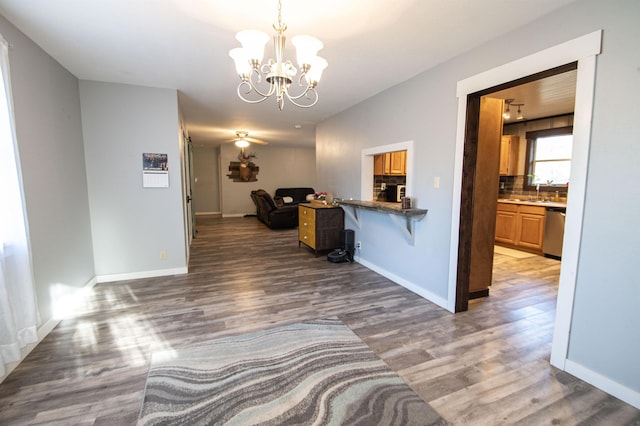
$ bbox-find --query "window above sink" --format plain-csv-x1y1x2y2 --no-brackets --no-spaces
525,126,573,191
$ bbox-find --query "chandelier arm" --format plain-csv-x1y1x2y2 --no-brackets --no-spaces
282,81,315,101
284,87,319,108
236,82,269,104
242,70,277,99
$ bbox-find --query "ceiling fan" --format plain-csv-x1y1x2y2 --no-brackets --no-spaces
228,130,269,148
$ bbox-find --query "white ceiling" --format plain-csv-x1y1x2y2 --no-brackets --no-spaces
0,0,578,148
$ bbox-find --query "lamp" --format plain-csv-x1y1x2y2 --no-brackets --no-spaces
234,131,250,148
512,103,525,120
229,0,327,110
235,139,250,148
503,99,514,120
503,99,524,121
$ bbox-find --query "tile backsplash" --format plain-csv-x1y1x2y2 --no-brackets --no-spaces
499,175,568,201
373,175,406,201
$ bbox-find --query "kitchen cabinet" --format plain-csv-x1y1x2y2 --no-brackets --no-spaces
374,151,406,176
495,203,518,245
389,151,406,175
499,135,519,176
298,204,345,255
374,154,388,175
516,205,546,251
495,202,545,253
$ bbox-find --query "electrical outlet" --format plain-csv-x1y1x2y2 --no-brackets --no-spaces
160,250,167,260
434,176,440,189
355,241,362,249
381,183,386,190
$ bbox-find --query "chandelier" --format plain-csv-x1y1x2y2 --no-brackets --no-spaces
228,0,328,110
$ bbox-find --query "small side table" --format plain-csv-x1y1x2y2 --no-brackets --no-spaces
298,204,345,256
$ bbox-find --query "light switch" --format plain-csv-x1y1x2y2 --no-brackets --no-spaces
434,176,440,189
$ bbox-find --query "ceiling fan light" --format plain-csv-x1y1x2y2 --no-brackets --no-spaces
291,35,323,68
235,139,250,148
236,30,269,64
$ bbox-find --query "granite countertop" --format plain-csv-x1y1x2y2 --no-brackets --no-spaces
498,198,567,208
338,199,428,217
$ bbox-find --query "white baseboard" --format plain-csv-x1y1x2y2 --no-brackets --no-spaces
195,211,221,216
355,256,449,310
96,267,188,283
222,213,253,218
565,359,640,409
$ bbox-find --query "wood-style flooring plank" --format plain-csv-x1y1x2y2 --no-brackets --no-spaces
0,216,637,425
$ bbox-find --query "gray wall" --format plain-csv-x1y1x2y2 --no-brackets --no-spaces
566,0,639,391
219,143,316,216
192,145,220,214
0,16,95,322
317,0,639,395
80,81,187,277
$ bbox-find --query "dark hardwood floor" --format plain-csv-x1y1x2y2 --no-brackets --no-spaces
0,216,638,425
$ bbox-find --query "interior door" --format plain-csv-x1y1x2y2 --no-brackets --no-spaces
185,136,196,240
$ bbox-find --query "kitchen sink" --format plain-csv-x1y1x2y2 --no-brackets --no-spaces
499,198,556,204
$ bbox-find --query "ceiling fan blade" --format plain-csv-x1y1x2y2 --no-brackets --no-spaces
226,131,269,145
244,137,269,145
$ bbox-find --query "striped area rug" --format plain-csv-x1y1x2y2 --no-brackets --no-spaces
138,318,444,425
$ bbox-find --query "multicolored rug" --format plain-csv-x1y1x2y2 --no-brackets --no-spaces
138,318,444,425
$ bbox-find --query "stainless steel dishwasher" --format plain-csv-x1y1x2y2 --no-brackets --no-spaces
543,207,566,259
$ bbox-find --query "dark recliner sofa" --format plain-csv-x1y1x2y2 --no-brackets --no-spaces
274,187,315,206
250,189,298,229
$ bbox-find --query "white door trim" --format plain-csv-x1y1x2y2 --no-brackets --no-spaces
447,30,602,369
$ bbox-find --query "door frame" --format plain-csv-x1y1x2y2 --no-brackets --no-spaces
447,30,602,369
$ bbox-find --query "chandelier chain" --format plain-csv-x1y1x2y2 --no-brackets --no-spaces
274,0,286,32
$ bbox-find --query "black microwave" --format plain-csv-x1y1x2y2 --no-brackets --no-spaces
386,184,406,202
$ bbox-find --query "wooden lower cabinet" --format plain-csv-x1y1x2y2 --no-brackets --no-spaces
496,203,545,253
495,204,518,245
298,205,345,255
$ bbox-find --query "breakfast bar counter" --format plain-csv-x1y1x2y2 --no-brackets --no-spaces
337,200,428,244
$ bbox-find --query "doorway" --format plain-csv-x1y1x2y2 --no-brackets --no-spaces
447,30,601,368
456,62,577,310
488,66,576,298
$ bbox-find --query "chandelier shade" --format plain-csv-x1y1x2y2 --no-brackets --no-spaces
229,48,251,75
228,0,327,110
235,30,269,64
305,56,328,86
291,35,323,68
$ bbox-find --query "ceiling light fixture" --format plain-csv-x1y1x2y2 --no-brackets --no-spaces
228,0,327,111
503,99,514,120
512,103,525,120
234,131,250,148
